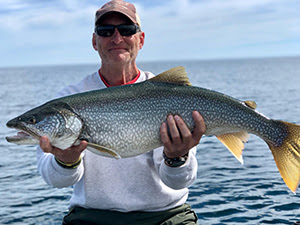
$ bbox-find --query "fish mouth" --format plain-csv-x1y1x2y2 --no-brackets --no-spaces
6,122,42,144
6,131,33,141
6,130,41,145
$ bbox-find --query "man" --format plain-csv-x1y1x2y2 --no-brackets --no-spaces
37,0,206,224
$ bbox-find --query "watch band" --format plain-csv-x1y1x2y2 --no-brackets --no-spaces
163,151,189,167
55,156,82,169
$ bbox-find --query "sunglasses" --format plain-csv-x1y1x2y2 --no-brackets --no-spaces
94,24,140,37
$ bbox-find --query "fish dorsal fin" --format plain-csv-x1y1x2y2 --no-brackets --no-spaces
149,66,192,86
244,101,257,109
86,142,121,159
216,131,250,164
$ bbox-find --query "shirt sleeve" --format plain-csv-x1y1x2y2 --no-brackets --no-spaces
36,146,84,188
153,147,198,190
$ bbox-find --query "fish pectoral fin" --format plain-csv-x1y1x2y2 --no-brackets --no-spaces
149,66,192,86
216,131,250,164
86,142,121,159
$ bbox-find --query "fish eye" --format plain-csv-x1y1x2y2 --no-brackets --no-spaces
28,116,36,124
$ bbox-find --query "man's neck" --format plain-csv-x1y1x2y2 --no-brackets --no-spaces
99,64,139,86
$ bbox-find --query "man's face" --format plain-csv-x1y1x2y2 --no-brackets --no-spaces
92,13,145,66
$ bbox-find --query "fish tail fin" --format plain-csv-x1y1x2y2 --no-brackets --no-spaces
267,121,300,193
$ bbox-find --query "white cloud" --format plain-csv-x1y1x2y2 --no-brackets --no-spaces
0,0,299,66
0,1,95,30
139,0,300,60
0,0,29,10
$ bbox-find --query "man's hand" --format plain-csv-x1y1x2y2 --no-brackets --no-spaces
39,137,88,164
160,111,206,158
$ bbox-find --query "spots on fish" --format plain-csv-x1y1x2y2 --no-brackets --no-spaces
65,82,291,158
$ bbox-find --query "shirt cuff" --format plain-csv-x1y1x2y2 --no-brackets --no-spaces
51,155,83,175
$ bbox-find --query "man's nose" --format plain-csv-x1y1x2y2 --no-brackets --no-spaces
111,28,123,44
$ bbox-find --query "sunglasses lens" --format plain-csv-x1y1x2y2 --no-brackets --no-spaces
95,25,115,37
118,25,138,36
95,24,139,37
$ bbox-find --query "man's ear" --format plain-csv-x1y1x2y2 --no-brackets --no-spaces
139,32,145,50
92,33,98,51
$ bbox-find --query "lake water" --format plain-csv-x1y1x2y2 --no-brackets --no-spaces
1,57,300,224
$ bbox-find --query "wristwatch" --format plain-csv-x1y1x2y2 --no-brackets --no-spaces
163,151,189,167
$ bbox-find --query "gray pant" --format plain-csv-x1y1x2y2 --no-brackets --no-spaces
62,203,198,225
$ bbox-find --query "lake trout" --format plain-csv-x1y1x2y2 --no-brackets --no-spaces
6,67,300,193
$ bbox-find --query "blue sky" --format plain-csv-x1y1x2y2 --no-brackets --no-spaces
0,0,299,67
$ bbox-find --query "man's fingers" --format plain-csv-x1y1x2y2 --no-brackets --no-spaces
192,111,206,143
40,136,53,153
167,115,181,145
74,140,88,153
161,112,206,159
160,122,172,148
40,136,64,156
39,136,88,165
174,115,192,144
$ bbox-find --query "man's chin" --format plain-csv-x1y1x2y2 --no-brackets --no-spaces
109,53,131,62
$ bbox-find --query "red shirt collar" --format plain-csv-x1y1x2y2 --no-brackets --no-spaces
98,70,141,87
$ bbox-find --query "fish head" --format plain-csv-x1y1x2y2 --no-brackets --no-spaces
6,101,83,150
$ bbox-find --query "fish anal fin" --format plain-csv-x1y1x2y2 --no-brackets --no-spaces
86,142,121,159
149,66,192,86
244,101,257,109
216,131,250,164
267,121,300,193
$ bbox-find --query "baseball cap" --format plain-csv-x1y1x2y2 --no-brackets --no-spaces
95,0,141,28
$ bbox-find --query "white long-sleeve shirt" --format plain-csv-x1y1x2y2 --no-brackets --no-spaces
36,69,198,212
